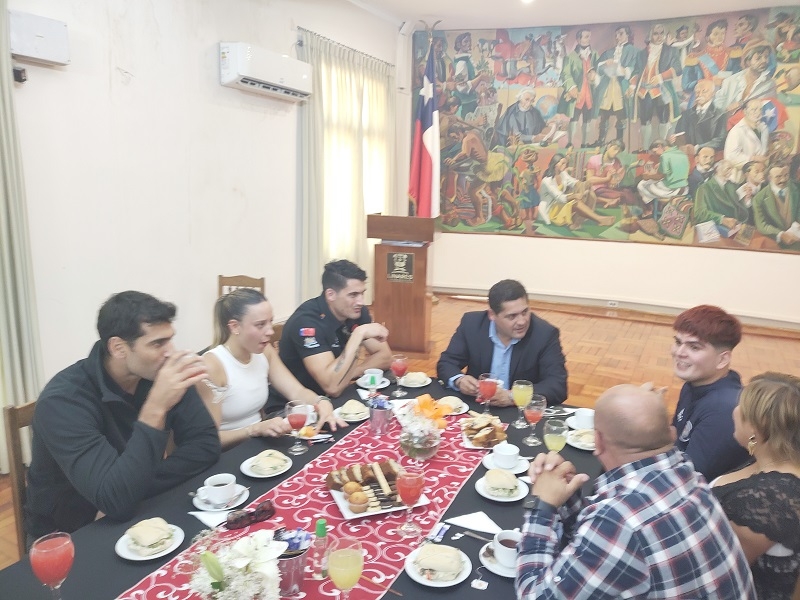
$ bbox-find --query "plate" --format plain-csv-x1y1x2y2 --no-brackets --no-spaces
404,546,472,587
115,525,184,561
475,477,529,502
400,375,432,388
440,398,469,416
566,416,593,430
393,398,469,417
333,407,369,423
481,454,530,475
566,429,596,451
478,542,515,578
356,376,390,390
294,432,333,442
330,488,431,520
192,484,250,511
240,455,293,478
460,431,494,450
543,407,576,417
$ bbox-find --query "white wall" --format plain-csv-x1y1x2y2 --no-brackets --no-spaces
10,0,397,380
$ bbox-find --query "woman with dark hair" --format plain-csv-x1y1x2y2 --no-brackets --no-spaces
712,372,800,599
197,288,345,449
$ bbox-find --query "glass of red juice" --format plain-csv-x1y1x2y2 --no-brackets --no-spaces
523,394,547,446
390,354,409,398
396,470,425,538
285,400,313,455
478,373,498,414
30,532,74,599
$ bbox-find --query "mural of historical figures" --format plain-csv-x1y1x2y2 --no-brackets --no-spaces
413,5,800,253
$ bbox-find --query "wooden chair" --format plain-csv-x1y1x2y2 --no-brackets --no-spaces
4,401,37,557
217,275,265,298
271,322,284,350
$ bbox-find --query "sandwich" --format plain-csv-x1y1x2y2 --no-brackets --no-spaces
340,399,368,419
437,396,464,412
403,372,427,386
126,517,174,556
484,468,519,498
251,449,289,475
413,544,463,581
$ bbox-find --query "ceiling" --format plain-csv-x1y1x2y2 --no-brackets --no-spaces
346,0,782,30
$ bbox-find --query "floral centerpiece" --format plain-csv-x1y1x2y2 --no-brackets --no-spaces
189,529,288,600
396,395,449,461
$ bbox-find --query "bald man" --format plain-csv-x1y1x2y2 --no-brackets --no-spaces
516,385,755,599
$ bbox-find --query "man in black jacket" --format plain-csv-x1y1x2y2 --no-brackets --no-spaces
437,280,568,406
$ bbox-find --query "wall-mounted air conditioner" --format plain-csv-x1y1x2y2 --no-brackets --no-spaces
219,42,311,102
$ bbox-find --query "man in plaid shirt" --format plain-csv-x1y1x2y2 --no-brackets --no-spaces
517,384,755,599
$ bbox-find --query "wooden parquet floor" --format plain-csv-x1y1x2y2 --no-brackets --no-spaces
0,295,797,569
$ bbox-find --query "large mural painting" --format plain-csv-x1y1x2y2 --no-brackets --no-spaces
412,7,800,252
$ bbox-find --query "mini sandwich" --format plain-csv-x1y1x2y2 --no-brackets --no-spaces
403,372,427,386
340,399,368,419
484,468,519,498
251,449,289,475
414,544,463,581
437,396,464,412
126,517,173,557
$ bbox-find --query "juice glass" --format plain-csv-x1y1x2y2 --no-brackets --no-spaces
30,532,74,599
327,538,363,600
522,394,547,446
511,380,534,428
478,373,498,414
544,419,568,451
285,401,313,455
391,354,409,398
396,470,425,538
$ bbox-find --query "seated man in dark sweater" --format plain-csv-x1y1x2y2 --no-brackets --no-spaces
25,292,221,544
671,305,749,482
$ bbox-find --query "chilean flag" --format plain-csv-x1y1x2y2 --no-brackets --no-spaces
408,45,440,218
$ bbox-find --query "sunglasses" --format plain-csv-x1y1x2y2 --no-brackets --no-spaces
225,500,276,530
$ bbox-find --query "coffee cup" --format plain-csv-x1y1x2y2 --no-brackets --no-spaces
492,442,520,469
575,408,595,429
197,473,237,507
492,529,522,568
363,368,384,387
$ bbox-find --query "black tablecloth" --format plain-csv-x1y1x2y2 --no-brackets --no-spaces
0,380,601,599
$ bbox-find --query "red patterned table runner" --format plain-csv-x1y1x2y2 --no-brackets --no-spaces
118,416,485,599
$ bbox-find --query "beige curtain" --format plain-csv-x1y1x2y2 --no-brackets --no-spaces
0,0,44,472
297,29,396,300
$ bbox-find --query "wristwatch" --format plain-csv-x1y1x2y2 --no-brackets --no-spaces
523,495,556,516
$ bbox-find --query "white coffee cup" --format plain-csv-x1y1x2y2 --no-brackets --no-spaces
492,529,522,568
197,473,237,507
575,408,595,429
363,368,384,387
492,442,520,469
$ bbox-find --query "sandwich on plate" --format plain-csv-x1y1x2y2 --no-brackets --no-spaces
126,517,174,556
403,372,428,386
251,449,289,475
340,399,368,419
484,468,519,498
413,544,464,581
437,396,464,412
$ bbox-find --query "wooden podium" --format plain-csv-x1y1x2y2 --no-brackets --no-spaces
367,214,435,354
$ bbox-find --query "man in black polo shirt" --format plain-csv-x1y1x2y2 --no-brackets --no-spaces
276,260,391,401
25,291,221,543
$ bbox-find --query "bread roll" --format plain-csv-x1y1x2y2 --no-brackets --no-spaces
126,517,173,556
414,544,463,581
251,449,289,475
340,399,368,419
484,468,518,498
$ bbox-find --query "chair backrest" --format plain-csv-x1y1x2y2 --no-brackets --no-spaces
271,322,285,350
4,401,37,557
217,275,265,298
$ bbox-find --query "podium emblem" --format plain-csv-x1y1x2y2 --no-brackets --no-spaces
387,252,414,282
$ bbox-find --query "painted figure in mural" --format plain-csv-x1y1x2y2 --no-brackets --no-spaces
557,29,598,148
694,160,752,228
510,145,542,233
452,32,492,119
593,25,638,147
584,140,638,207
671,79,727,153
766,12,799,48
737,160,766,209
682,20,735,101
714,39,776,117
431,36,454,107
752,162,800,249
637,139,690,215
668,24,701,70
723,98,769,183
538,153,615,229
688,145,717,197
728,14,759,72
495,88,547,145
633,24,682,152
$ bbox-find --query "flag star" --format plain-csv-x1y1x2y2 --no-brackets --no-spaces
421,75,433,103
764,106,776,119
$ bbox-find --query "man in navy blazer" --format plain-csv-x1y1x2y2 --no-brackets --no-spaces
437,280,568,406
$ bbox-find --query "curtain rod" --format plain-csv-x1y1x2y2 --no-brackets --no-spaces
296,27,394,69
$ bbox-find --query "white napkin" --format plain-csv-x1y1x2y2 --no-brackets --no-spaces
519,476,532,484
357,389,370,400
189,510,230,528
445,511,502,534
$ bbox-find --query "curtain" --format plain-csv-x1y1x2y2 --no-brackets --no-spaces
0,0,44,472
297,29,396,300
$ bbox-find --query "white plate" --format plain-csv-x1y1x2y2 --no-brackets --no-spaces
392,398,469,417
404,546,472,587
333,406,369,423
566,429,596,451
192,484,250,511
294,432,333,442
400,375,432,388
566,416,594,430
460,431,494,450
356,376,390,390
240,455,293,478
478,542,516,578
481,454,529,475
441,399,469,416
115,525,184,561
475,477,529,502
330,489,431,520
544,407,576,417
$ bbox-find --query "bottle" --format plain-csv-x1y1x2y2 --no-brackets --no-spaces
311,518,328,579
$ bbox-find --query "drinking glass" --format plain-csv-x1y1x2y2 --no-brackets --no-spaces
285,400,313,455
522,395,547,446
477,373,498,414
327,537,363,600
511,380,534,428
30,532,74,599
391,354,409,398
396,470,425,538
544,419,568,452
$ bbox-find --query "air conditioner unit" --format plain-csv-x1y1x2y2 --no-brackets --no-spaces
219,42,312,102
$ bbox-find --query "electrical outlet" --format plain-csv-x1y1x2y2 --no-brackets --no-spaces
606,300,619,308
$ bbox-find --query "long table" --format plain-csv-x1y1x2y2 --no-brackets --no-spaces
0,380,602,599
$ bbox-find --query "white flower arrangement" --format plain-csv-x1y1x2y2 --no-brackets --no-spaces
189,529,288,600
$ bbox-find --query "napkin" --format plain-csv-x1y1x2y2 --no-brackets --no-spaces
357,389,370,400
189,510,230,528
519,476,532,484
445,511,502,534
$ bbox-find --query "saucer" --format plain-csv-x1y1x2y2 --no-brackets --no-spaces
356,376,390,390
192,484,249,511
481,454,529,475
478,543,515,578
